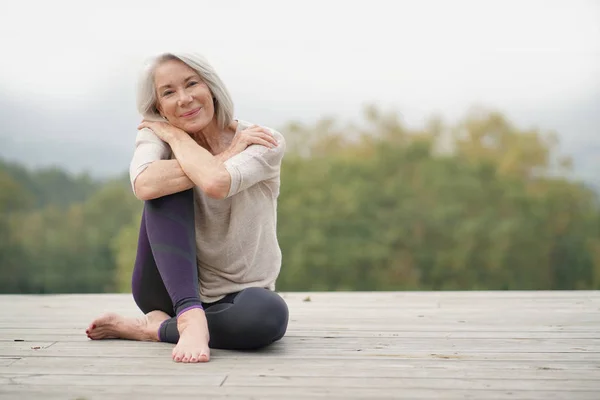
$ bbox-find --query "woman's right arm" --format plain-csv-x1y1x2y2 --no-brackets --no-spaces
133,160,195,200
130,127,195,201
130,124,277,200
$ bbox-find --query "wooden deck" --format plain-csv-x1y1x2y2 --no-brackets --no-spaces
0,291,599,399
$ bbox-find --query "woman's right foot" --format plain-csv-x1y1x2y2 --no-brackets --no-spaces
173,308,211,363
86,310,170,341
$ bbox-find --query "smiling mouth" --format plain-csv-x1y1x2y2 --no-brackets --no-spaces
181,107,201,118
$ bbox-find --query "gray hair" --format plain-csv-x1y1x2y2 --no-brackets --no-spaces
136,52,234,130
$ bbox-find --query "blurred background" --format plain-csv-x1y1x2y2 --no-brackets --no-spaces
1,0,598,293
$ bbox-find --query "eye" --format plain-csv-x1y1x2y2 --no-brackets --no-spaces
187,81,198,87
162,90,173,97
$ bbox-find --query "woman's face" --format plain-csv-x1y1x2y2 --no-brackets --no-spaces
154,59,215,133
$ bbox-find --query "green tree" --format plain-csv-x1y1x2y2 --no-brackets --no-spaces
0,170,34,292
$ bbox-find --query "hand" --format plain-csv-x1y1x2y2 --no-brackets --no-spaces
137,120,185,143
224,125,279,158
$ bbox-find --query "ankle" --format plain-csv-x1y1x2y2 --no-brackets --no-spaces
141,327,160,342
142,311,170,342
176,308,209,339
177,305,204,319
177,307,205,327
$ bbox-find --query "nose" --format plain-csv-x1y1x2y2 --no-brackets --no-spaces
177,90,193,106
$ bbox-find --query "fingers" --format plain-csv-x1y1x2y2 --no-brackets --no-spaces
137,120,168,130
241,126,279,147
244,125,273,136
241,134,277,148
137,120,156,130
247,137,277,149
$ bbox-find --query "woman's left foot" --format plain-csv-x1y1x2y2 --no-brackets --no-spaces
172,308,211,363
86,310,170,341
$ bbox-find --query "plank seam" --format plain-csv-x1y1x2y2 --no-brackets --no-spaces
220,375,228,387
5,358,21,367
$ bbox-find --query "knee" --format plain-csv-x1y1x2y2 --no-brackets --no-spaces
238,288,289,347
261,292,289,342
146,189,194,211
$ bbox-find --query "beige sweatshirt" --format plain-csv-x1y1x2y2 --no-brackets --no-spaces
129,119,286,302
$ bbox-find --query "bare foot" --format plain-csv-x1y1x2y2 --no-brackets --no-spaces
86,310,170,341
172,308,211,363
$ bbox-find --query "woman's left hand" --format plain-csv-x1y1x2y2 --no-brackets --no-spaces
138,120,184,143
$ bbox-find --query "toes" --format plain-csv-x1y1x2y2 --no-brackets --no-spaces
200,348,210,362
190,350,201,363
172,348,207,363
172,348,184,362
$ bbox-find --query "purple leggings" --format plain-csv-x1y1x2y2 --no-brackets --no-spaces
131,189,288,350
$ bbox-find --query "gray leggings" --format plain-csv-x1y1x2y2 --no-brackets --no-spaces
131,189,289,350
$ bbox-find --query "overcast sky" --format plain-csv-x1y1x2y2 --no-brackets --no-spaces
0,0,598,175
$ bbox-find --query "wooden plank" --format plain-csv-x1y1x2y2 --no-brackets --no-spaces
4,311,596,323
7,355,600,372
223,375,600,391
2,301,597,311
2,297,597,310
1,342,600,361
2,337,599,353
1,292,598,312
0,335,89,342
0,342,56,351
3,325,597,334
3,336,600,350
5,361,600,380
0,358,19,367
0,291,599,400
2,322,598,332
2,373,600,393
2,296,590,308
2,328,600,340
2,373,225,386
1,349,598,362
1,385,599,400
2,320,598,332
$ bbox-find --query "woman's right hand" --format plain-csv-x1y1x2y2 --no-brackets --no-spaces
223,125,279,159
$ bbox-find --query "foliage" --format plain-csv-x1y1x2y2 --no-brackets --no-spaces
0,107,598,293
0,160,99,209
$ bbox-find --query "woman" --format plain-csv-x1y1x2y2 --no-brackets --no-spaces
86,52,289,363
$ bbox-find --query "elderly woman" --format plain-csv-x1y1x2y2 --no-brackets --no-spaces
86,52,289,363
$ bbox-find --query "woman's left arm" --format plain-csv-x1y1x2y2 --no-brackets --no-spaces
168,131,231,199
138,120,280,199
